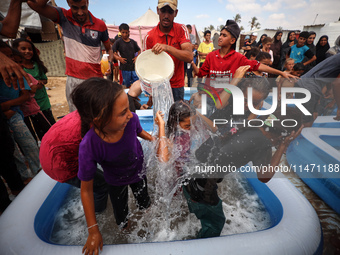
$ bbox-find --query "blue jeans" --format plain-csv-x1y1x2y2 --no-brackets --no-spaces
8,112,40,176
172,87,184,102
121,70,139,88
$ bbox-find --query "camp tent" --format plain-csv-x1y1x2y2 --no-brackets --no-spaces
107,8,198,50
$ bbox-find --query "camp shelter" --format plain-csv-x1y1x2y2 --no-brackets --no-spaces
107,8,198,50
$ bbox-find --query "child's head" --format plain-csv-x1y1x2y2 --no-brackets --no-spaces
297,31,309,47
284,58,295,71
262,37,273,51
119,23,130,40
194,43,198,50
291,62,305,77
186,24,192,34
238,77,270,111
11,49,24,66
288,31,296,42
307,31,316,45
12,38,48,74
220,20,240,49
244,35,250,42
204,30,211,41
255,52,272,66
71,77,126,137
166,100,196,137
245,47,260,60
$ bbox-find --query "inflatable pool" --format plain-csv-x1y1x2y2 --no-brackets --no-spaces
0,170,322,255
286,116,340,215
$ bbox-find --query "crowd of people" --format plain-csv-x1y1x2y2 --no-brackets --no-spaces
1,0,340,254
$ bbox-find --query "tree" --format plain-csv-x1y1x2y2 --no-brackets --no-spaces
277,26,283,31
204,24,215,31
218,24,224,31
101,18,106,23
249,17,261,30
233,13,241,24
240,26,244,31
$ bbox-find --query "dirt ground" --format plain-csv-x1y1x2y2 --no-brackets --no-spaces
46,77,69,120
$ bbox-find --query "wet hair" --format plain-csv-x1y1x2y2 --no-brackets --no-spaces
262,37,273,45
259,107,302,137
292,62,305,72
238,77,270,101
12,38,48,74
245,47,260,59
119,23,129,31
166,100,196,137
71,77,124,137
204,30,211,37
255,52,271,62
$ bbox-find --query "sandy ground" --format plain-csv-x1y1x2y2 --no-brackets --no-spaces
47,77,69,120
46,77,340,253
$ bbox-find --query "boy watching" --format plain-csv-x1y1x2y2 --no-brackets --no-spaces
112,23,141,88
287,31,316,66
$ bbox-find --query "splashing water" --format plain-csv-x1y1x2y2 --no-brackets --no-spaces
50,81,271,245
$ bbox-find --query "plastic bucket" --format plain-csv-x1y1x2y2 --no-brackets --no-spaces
135,49,174,96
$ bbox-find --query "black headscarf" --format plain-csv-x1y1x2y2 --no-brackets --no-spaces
256,34,267,48
316,35,330,64
271,31,283,67
282,31,297,49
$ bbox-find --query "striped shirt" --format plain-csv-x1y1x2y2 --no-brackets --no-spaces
55,7,109,79
144,22,190,88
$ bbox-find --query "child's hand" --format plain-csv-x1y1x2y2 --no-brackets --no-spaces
234,65,250,79
140,104,149,110
155,110,165,127
82,228,103,255
119,57,127,64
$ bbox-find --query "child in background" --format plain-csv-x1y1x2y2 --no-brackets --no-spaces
0,41,40,180
260,37,274,63
287,31,316,65
198,30,214,67
72,78,154,255
246,52,272,77
245,47,260,60
12,38,56,126
112,23,141,88
277,62,305,99
11,50,51,142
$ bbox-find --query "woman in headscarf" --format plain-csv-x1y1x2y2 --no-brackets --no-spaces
271,31,283,69
303,31,316,71
316,35,330,64
279,31,297,70
256,34,267,48
326,35,340,58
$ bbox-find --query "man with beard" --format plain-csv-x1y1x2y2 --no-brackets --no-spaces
27,0,113,112
144,0,193,101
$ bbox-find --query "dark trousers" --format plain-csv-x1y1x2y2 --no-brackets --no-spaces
172,87,184,102
24,112,52,141
0,109,25,212
42,108,56,126
66,169,109,213
109,178,150,227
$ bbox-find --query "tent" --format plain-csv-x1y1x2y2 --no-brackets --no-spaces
107,8,198,50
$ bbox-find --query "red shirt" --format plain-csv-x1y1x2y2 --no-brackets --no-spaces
55,7,109,79
40,111,82,182
144,22,190,88
198,49,260,94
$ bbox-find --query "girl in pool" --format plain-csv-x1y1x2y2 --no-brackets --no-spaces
72,78,154,255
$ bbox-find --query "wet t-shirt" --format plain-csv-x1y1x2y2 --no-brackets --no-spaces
78,113,144,186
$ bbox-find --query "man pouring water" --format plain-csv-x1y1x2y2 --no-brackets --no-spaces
144,0,193,101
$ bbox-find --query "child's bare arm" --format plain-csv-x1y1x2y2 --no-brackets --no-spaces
0,89,30,111
154,110,170,162
138,130,155,142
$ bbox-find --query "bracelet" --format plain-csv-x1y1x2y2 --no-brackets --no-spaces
224,88,232,94
159,136,167,139
88,223,98,230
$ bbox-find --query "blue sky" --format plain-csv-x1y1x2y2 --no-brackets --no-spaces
55,0,340,32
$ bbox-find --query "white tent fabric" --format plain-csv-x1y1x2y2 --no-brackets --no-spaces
128,8,159,27
0,1,42,30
